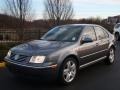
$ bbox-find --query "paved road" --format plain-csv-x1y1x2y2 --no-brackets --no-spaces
0,42,120,90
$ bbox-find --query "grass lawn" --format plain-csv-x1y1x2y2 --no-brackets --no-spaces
0,62,5,68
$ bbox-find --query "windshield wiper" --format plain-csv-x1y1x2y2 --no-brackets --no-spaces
47,39,57,41
40,38,45,40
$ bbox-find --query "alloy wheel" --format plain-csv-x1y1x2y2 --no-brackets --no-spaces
109,48,115,63
63,60,77,83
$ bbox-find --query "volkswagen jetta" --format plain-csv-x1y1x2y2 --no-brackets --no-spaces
5,24,115,85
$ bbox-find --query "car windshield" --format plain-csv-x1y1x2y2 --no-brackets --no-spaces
41,26,84,42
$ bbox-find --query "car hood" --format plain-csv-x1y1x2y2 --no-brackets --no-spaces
11,40,74,56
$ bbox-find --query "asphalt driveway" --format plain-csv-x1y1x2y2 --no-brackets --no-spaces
0,42,120,90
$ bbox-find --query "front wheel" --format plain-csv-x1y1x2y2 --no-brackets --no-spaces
105,48,115,65
57,57,77,85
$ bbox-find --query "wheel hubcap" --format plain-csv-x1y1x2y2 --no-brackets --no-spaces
63,61,76,83
109,49,115,63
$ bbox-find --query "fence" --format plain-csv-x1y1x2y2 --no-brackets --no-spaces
0,29,47,43
0,29,47,60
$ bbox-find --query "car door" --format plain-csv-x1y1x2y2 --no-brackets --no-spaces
94,26,110,58
78,26,100,65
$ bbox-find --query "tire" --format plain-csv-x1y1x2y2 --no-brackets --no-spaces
57,57,78,85
105,47,115,65
115,33,120,41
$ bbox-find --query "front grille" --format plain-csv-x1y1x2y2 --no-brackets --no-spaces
10,53,28,62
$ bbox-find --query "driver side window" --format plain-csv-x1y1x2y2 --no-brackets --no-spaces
82,26,97,41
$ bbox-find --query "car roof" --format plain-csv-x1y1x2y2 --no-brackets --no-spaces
59,24,101,27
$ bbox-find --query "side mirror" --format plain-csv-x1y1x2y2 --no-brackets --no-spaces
81,35,93,44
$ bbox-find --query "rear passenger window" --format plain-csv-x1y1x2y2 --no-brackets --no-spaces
94,27,106,40
103,30,109,38
82,26,97,41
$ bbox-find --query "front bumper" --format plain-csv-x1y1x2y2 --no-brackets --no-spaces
4,57,58,80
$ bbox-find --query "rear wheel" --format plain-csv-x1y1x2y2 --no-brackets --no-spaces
58,57,77,85
105,48,115,65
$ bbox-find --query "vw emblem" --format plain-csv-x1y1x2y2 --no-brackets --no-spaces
14,55,19,60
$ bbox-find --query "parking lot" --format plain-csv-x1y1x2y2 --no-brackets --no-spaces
0,42,120,90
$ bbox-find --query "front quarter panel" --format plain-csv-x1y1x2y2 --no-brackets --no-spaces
56,44,79,69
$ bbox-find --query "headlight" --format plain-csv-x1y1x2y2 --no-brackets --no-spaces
7,50,11,57
29,56,46,64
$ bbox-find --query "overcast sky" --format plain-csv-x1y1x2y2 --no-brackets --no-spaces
1,0,120,19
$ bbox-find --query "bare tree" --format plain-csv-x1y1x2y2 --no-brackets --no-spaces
4,0,32,40
44,0,74,26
